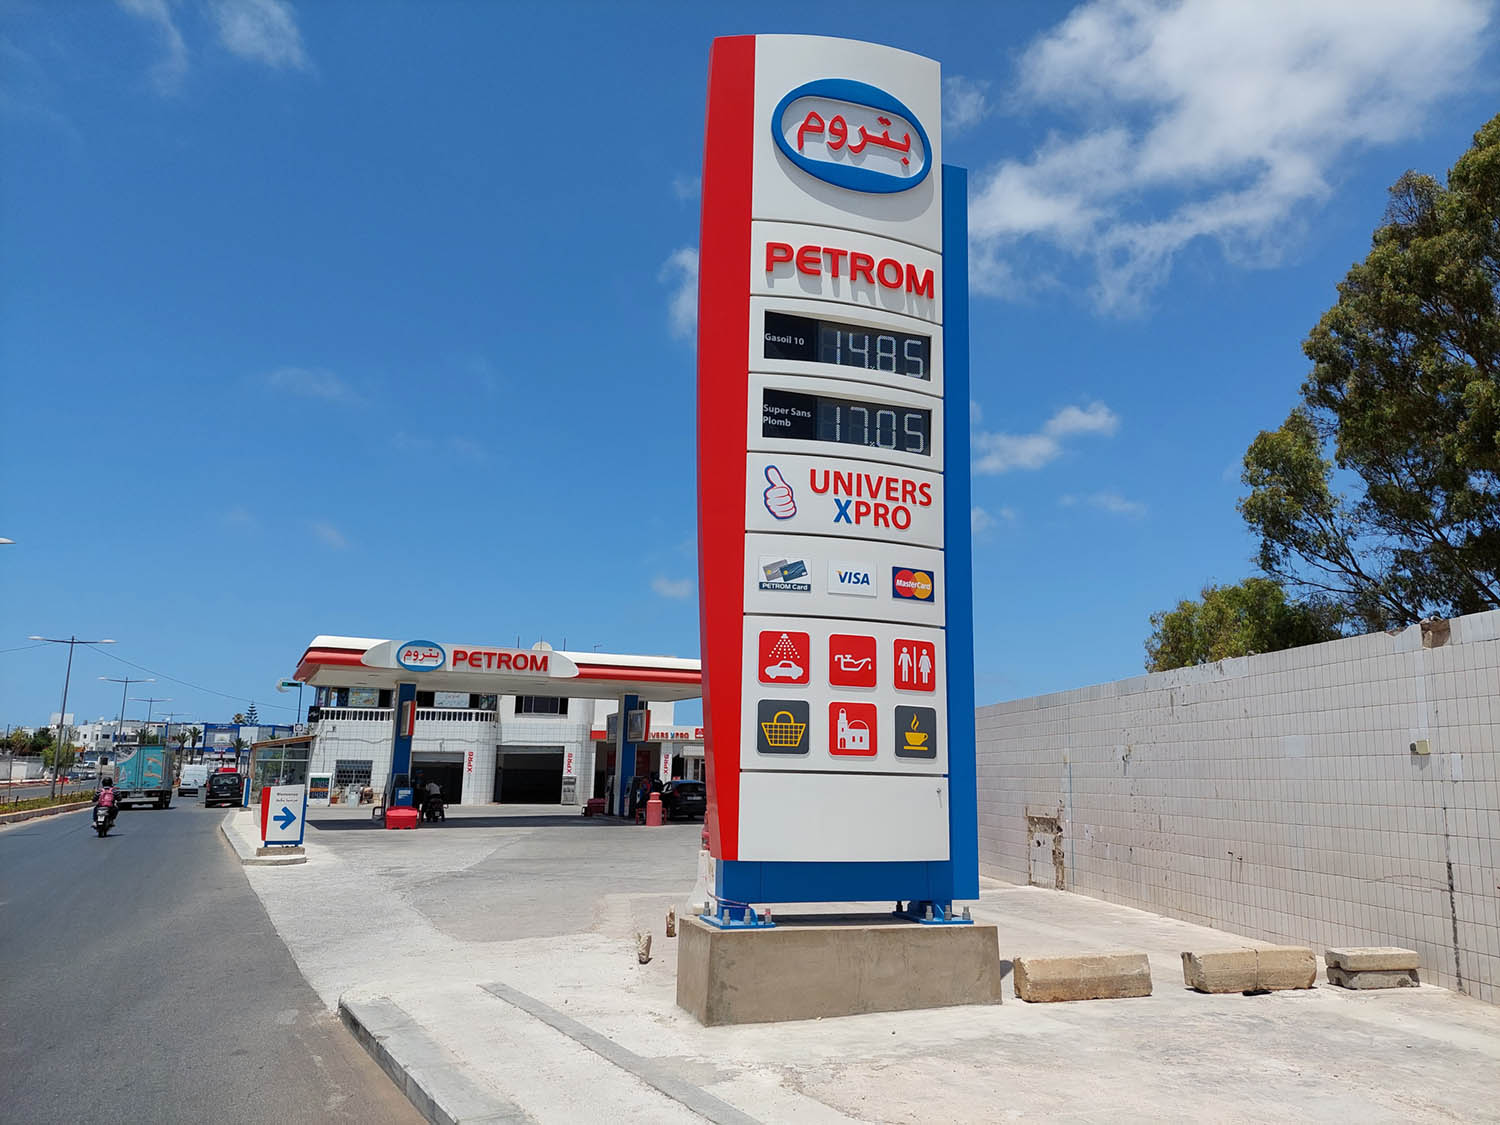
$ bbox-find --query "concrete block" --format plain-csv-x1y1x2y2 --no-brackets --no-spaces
1327,966,1420,990
1013,952,1152,1003
1325,947,1419,972
1181,947,1316,993
676,915,1003,1025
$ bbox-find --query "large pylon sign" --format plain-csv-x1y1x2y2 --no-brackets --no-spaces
696,34,976,918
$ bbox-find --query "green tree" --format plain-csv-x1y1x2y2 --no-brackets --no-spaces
1240,113,1500,630
245,702,259,725
187,725,202,749
231,713,247,725
41,741,76,772
28,728,53,756
1146,578,1343,672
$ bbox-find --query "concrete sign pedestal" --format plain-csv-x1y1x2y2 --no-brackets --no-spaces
677,915,1002,1026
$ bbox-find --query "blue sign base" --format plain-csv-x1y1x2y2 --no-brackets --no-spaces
716,858,956,906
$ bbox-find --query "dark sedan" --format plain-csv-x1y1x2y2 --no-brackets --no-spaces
659,780,706,821
204,772,244,808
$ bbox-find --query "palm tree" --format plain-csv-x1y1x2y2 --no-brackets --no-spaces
187,726,202,748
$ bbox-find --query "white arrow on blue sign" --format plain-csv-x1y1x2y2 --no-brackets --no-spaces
262,783,307,846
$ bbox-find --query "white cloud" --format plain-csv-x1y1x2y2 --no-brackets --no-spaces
943,75,991,134
450,436,487,462
210,0,309,70
1061,491,1147,517
651,576,693,600
310,521,348,548
1044,402,1118,437
264,366,359,402
973,401,1118,473
972,505,1017,534
117,0,188,93
971,0,1492,313
672,174,701,201
660,247,698,340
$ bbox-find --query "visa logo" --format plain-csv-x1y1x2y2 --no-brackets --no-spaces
828,561,877,597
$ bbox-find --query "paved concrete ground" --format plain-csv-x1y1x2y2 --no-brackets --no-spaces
234,806,1500,1124
0,801,418,1125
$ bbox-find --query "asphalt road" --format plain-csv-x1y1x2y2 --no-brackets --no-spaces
0,801,419,1124
1,780,95,803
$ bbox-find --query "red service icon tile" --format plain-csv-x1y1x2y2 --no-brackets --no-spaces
829,701,878,757
827,633,877,688
758,630,810,685
893,638,936,692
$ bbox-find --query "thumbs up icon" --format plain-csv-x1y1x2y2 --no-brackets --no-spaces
762,465,797,520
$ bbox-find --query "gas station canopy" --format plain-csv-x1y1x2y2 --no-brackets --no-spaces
294,635,702,701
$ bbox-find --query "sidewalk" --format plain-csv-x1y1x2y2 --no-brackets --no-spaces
238,814,1500,1124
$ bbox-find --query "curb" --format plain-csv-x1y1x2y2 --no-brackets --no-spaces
338,994,529,1125
219,813,307,866
0,801,92,826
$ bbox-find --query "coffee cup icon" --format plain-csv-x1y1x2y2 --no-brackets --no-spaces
904,713,928,749
895,706,936,759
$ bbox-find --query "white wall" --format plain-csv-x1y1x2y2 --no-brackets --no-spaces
976,610,1500,1004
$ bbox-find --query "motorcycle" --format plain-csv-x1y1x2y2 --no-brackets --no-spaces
421,792,445,823
93,805,114,837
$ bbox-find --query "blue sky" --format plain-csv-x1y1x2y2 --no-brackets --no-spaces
3,0,1496,729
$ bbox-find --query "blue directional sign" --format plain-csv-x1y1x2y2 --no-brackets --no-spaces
262,783,307,847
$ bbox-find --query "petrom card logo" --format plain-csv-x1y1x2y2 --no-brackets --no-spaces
758,555,812,592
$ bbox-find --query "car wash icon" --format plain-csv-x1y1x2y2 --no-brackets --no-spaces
758,630,810,684
829,701,877,757
762,465,796,519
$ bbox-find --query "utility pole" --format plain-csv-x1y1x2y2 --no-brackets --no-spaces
100,675,155,774
158,710,188,783
131,696,173,742
29,635,115,798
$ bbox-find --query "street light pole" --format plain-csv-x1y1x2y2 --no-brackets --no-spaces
157,710,188,782
131,696,173,741
100,675,155,774
29,635,116,798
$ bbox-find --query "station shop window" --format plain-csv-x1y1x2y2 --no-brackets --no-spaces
318,687,392,709
414,692,497,710
515,696,568,715
251,743,310,792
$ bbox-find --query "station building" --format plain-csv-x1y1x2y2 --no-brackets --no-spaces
292,635,703,810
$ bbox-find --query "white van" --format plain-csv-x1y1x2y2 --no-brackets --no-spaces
177,763,210,796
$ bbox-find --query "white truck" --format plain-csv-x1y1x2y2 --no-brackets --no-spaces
177,763,210,797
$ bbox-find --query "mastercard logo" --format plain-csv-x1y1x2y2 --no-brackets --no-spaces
891,567,935,601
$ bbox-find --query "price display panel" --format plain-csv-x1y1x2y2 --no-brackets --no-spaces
764,310,930,380
761,388,931,455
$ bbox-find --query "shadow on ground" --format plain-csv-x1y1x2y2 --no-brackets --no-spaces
310,815,703,832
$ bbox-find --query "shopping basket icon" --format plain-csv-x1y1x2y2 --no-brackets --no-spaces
760,710,807,748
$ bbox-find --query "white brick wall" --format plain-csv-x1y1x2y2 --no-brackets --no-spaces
976,610,1500,1004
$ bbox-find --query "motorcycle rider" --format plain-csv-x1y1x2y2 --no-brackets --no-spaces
93,777,120,829
422,778,443,820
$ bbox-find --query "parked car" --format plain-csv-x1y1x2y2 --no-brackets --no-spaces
659,780,706,821
177,763,210,796
204,772,244,808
